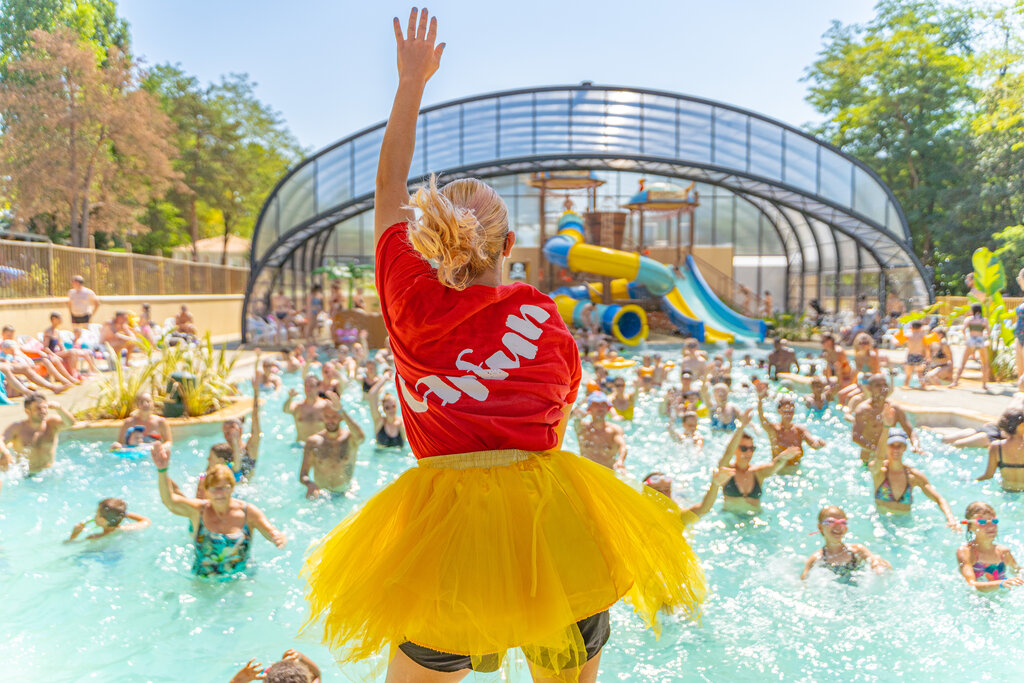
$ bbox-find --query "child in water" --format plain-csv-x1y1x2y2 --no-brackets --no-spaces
956,501,1024,592
800,505,889,581
67,498,150,541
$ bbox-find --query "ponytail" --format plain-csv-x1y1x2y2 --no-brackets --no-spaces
406,176,509,290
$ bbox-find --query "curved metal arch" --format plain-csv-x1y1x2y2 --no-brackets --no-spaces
242,155,926,339
250,153,922,276
249,84,915,260
245,85,932,341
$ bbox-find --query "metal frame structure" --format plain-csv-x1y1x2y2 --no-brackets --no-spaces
243,84,932,341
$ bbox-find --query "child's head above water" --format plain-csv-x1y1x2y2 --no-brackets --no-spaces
97,498,127,528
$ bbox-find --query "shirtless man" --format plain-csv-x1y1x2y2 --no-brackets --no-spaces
651,353,670,387
767,337,798,380
175,305,198,337
67,275,100,330
112,392,172,449
284,374,328,442
573,391,627,470
101,311,139,356
680,339,708,378
299,392,365,498
851,373,917,464
756,385,825,473
2,393,75,473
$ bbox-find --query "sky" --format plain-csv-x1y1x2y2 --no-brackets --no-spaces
118,0,879,154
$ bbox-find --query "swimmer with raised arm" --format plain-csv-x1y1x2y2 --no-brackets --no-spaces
152,442,285,577
301,11,704,680
714,409,801,514
756,384,825,473
868,406,957,528
956,501,1023,593
800,505,889,581
299,392,364,499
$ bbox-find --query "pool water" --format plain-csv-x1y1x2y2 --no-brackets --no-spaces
1,346,1020,681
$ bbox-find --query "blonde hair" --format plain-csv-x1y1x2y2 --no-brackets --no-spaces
964,501,995,520
204,464,236,490
818,505,846,523
406,176,509,290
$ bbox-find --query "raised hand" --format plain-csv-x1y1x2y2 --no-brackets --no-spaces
151,441,170,470
325,390,343,412
881,403,897,428
393,7,445,84
229,659,265,683
739,407,754,426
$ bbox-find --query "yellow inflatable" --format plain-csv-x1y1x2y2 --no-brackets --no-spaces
894,329,939,345
598,358,637,369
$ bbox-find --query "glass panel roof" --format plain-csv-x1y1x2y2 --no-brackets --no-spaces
245,85,931,328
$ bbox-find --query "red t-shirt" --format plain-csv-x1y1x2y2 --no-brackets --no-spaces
375,223,581,459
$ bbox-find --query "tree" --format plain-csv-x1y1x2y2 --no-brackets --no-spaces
0,0,129,71
804,0,978,281
206,74,302,264
0,28,178,246
145,67,301,261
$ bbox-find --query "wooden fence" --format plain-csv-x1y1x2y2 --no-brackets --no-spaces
0,239,249,299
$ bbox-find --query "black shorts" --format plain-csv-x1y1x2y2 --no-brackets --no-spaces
71,313,91,324
398,610,610,673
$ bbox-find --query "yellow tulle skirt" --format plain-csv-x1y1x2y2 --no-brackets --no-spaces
301,449,706,677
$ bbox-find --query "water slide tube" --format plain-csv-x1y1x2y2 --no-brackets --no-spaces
678,255,766,342
543,212,734,343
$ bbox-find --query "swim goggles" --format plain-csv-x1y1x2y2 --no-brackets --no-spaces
960,519,999,525
821,517,849,527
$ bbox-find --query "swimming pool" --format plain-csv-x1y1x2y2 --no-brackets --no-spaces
1,346,1019,681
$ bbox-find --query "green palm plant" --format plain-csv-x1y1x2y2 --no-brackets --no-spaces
901,247,1017,380
82,344,159,420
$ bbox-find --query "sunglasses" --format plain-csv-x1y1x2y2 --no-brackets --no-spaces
821,517,848,527
961,519,999,526
738,445,756,453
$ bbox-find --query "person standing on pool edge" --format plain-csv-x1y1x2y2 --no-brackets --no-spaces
301,9,705,682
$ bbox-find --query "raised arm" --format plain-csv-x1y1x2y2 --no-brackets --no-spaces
687,468,730,518
755,387,776,440
329,391,365,445
49,402,75,430
245,361,262,459
150,442,201,525
367,373,390,430
283,388,299,416
717,408,753,467
866,419,888,476
375,8,445,243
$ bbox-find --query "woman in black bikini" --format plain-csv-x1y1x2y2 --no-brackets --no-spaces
977,410,1024,491
800,505,889,581
714,409,800,514
367,370,405,449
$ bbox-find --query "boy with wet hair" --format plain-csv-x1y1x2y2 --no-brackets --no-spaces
67,498,150,541
231,649,321,683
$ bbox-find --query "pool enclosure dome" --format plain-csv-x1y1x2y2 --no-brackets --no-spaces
243,84,931,340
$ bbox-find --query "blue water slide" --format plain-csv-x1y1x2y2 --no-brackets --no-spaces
680,255,766,342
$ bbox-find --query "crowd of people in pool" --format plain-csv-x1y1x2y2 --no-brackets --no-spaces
569,331,1024,592
2,284,1022,681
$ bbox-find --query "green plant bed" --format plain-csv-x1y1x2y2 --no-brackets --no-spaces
78,333,240,421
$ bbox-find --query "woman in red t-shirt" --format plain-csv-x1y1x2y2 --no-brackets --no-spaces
302,10,705,681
